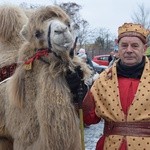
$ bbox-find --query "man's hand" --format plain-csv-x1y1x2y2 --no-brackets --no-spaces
65,66,83,92
65,66,88,103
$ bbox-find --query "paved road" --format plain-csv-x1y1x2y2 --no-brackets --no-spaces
84,121,104,150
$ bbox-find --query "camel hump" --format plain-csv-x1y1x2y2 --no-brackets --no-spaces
0,4,28,42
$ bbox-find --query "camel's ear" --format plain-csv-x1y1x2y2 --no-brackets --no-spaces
20,24,29,41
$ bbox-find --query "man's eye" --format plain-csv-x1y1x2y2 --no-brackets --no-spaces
121,44,127,48
132,44,138,48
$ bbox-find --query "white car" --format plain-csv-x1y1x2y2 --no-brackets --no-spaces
92,61,108,73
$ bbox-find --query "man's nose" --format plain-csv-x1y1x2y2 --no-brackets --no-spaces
126,45,133,52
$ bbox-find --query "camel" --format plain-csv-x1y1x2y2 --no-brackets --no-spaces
0,4,29,150
0,5,91,150
0,4,28,83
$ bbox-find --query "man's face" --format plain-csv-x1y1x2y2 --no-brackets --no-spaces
118,36,147,66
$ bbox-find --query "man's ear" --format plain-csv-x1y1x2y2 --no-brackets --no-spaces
144,44,148,52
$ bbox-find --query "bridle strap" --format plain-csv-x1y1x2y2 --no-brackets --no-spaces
46,24,78,61
70,36,78,59
47,23,62,61
47,24,52,52
39,57,50,65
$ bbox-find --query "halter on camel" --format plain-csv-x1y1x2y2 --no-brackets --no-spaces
24,23,78,68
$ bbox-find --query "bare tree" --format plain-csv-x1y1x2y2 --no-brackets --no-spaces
94,28,114,53
131,3,150,46
131,3,150,29
59,2,82,26
19,2,40,9
59,2,92,49
77,19,95,48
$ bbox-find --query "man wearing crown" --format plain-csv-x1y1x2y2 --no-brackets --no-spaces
80,23,150,150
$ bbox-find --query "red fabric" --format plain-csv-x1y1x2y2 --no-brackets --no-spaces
119,139,127,150
83,109,100,125
24,49,49,64
82,91,100,125
83,77,140,150
118,77,140,115
0,63,17,82
96,136,105,150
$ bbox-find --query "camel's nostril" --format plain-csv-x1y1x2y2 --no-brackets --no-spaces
65,27,67,30
54,30,62,34
54,27,68,34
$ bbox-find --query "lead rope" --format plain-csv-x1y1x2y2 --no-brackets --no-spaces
78,82,85,150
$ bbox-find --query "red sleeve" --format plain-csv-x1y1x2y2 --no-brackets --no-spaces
82,91,101,125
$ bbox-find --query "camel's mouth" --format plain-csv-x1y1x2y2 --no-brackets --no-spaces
53,41,73,50
46,20,73,51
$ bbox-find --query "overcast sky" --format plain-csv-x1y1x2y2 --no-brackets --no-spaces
1,0,150,37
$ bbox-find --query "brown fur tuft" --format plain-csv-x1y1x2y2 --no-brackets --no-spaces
7,65,25,108
0,4,29,69
0,4,28,42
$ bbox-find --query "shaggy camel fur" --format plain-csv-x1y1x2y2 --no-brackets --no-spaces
0,5,28,83
0,4,28,150
0,5,92,150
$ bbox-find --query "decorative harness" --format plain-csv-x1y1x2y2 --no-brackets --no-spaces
24,24,78,70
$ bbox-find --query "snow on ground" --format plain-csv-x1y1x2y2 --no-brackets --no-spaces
84,121,104,150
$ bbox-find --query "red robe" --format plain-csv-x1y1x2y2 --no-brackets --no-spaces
83,77,140,150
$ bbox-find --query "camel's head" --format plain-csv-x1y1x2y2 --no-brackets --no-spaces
21,6,74,54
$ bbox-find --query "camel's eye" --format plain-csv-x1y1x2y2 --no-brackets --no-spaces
35,30,43,39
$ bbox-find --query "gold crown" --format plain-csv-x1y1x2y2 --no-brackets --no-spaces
118,23,149,38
